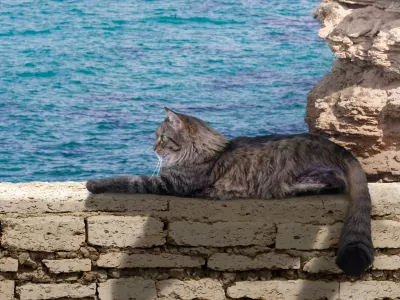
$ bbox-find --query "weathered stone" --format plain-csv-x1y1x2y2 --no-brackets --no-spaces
221,272,236,284
340,281,400,299
87,216,166,248
370,183,400,216
227,280,339,299
372,255,400,270
17,283,96,300
371,270,385,279
276,223,342,250
43,259,92,273
107,269,122,278
55,252,79,259
308,0,400,181
79,247,99,261
169,221,275,247
19,252,37,268
157,279,225,300
1,217,85,251
168,195,346,224
55,273,80,282
168,269,186,280
0,280,14,300
0,182,168,213
277,220,400,250
303,257,342,274
16,267,53,283
98,278,157,300
0,257,18,272
97,253,205,268
372,220,400,248
208,253,300,271
82,270,108,283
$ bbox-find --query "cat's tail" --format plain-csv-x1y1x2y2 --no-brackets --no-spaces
336,157,374,276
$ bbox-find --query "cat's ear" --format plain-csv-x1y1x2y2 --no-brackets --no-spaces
164,107,183,130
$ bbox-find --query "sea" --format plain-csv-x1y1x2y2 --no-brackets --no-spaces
0,0,334,182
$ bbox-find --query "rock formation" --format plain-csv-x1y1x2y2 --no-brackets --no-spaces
307,0,400,181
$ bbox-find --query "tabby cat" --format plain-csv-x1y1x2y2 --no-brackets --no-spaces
87,108,374,276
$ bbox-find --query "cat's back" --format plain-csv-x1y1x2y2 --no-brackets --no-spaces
227,132,350,161
230,133,323,148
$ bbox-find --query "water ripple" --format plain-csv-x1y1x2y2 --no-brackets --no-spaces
0,0,333,182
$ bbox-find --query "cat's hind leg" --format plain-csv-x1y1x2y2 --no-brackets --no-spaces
293,166,347,196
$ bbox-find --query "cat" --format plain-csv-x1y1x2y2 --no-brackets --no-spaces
87,107,374,277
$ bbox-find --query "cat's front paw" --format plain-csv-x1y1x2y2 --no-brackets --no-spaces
86,179,109,194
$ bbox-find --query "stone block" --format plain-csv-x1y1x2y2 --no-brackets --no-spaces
43,259,92,273
340,281,400,299
208,253,300,271
0,182,167,213
98,278,156,300
87,216,165,248
227,280,339,300
276,223,342,250
303,257,341,274
1,217,85,251
0,280,14,300
0,257,18,272
157,279,225,300
97,253,205,268
168,195,347,223
169,221,275,247
372,220,400,248
372,255,400,270
17,283,96,300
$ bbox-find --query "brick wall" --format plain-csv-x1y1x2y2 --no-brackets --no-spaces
0,182,399,300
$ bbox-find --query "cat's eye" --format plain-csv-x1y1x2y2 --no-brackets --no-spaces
161,135,167,142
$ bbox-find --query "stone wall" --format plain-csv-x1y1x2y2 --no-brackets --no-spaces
306,0,400,181
0,182,400,299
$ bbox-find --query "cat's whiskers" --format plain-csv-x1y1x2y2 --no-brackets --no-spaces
150,157,161,178
156,157,163,176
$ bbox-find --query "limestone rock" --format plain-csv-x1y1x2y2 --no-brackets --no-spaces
1,216,85,251
98,278,157,300
17,283,96,300
42,259,92,273
157,279,225,300
307,0,400,181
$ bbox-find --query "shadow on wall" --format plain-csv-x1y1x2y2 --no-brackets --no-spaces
85,193,160,300
292,224,342,300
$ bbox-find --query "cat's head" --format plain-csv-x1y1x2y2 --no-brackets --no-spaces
153,108,228,166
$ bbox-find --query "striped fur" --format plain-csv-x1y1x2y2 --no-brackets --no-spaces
87,108,373,276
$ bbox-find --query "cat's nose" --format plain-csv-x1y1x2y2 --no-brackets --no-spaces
153,144,158,151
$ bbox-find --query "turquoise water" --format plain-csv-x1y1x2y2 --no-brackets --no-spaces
0,0,333,182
